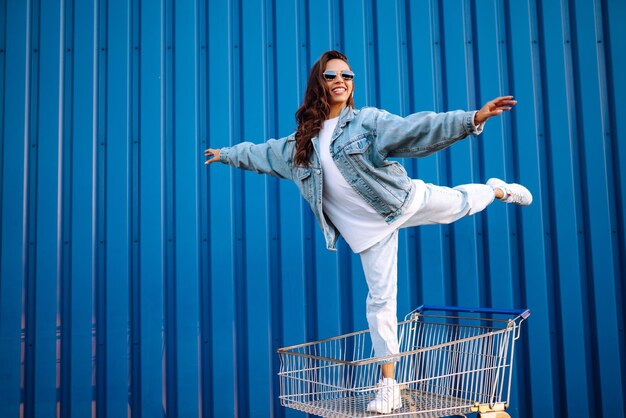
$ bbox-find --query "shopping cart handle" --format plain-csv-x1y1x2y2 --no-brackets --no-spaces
416,305,530,319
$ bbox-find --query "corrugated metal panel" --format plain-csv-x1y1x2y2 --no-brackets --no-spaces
0,0,624,417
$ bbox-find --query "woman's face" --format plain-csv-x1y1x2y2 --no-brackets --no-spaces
324,58,354,110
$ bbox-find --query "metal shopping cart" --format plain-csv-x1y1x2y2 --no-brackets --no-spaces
277,305,530,417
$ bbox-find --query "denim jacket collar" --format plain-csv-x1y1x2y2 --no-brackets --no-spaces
338,105,357,127
311,106,358,159
327,106,358,145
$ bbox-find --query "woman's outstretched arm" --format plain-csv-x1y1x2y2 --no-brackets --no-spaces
374,96,516,159
203,137,294,180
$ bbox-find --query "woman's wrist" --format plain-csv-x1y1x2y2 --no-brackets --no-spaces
474,110,484,125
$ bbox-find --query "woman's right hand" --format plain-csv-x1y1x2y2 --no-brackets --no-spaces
204,148,220,165
474,96,517,124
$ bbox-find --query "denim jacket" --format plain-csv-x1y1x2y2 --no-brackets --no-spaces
219,106,483,251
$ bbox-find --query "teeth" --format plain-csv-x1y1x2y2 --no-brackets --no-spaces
333,88,346,94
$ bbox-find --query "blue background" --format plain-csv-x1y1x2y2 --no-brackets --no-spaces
0,0,625,417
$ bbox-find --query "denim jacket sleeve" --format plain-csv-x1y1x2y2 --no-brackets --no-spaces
219,136,294,180
370,108,483,159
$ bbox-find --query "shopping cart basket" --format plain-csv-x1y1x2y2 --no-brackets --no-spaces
278,305,530,417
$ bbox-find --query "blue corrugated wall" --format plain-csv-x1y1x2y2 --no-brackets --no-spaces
0,0,624,417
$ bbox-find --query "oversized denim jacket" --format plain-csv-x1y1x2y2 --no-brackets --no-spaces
219,106,483,251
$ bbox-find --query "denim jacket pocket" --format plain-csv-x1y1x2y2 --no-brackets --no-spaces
343,133,372,155
342,136,379,175
294,167,314,199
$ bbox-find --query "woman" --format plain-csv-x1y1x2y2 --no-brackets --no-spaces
204,50,531,414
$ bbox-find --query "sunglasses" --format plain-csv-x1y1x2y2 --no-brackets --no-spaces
323,70,355,81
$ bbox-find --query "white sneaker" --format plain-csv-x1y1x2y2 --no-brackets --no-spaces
366,378,402,414
487,178,533,206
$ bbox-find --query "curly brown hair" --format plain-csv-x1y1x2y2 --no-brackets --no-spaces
294,50,355,166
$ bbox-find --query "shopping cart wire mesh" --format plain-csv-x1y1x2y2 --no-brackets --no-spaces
277,305,530,417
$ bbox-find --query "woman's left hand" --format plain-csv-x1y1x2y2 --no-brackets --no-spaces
474,96,517,125
204,148,221,165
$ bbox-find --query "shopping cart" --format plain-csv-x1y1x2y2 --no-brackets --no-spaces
277,305,530,417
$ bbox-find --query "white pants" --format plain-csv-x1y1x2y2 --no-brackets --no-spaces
359,180,496,360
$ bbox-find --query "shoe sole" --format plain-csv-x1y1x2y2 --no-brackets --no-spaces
366,402,403,414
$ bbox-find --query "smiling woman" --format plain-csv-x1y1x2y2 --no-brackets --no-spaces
292,51,357,167
204,50,532,414
323,58,354,117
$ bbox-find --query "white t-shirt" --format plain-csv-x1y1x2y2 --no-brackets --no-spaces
319,117,421,253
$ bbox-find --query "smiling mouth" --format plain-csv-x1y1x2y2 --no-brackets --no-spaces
332,87,347,94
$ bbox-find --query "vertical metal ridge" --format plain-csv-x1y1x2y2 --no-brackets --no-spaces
230,0,249,415
55,0,66,413
95,0,108,415
331,0,343,51
197,0,213,416
103,0,133,413
586,0,623,413
262,1,284,417
23,0,39,414
529,0,557,287
138,0,167,412
432,0,446,111
557,0,594,415
545,0,573,411
462,0,476,108
163,0,178,414
337,240,353,335
559,0,585,265
124,0,133,408
592,0,618,238
601,0,626,409
129,0,141,414
533,1,566,415
89,3,100,416
498,0,524,317
565,0,595,286
369,0,380,107
564,0,601,414
523,0,559,415
586,0,618,414
171,0,200,413
0,1,29,416
59,0,74,415
494,0,520,290
396,0,409,117
362,0,375,106
0,0,6,251
599,0,626,272
402,0,414,112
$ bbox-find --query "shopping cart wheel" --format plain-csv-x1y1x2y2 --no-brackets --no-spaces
478,412,511,418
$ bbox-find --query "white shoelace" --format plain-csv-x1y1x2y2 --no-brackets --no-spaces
504,188,526,204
